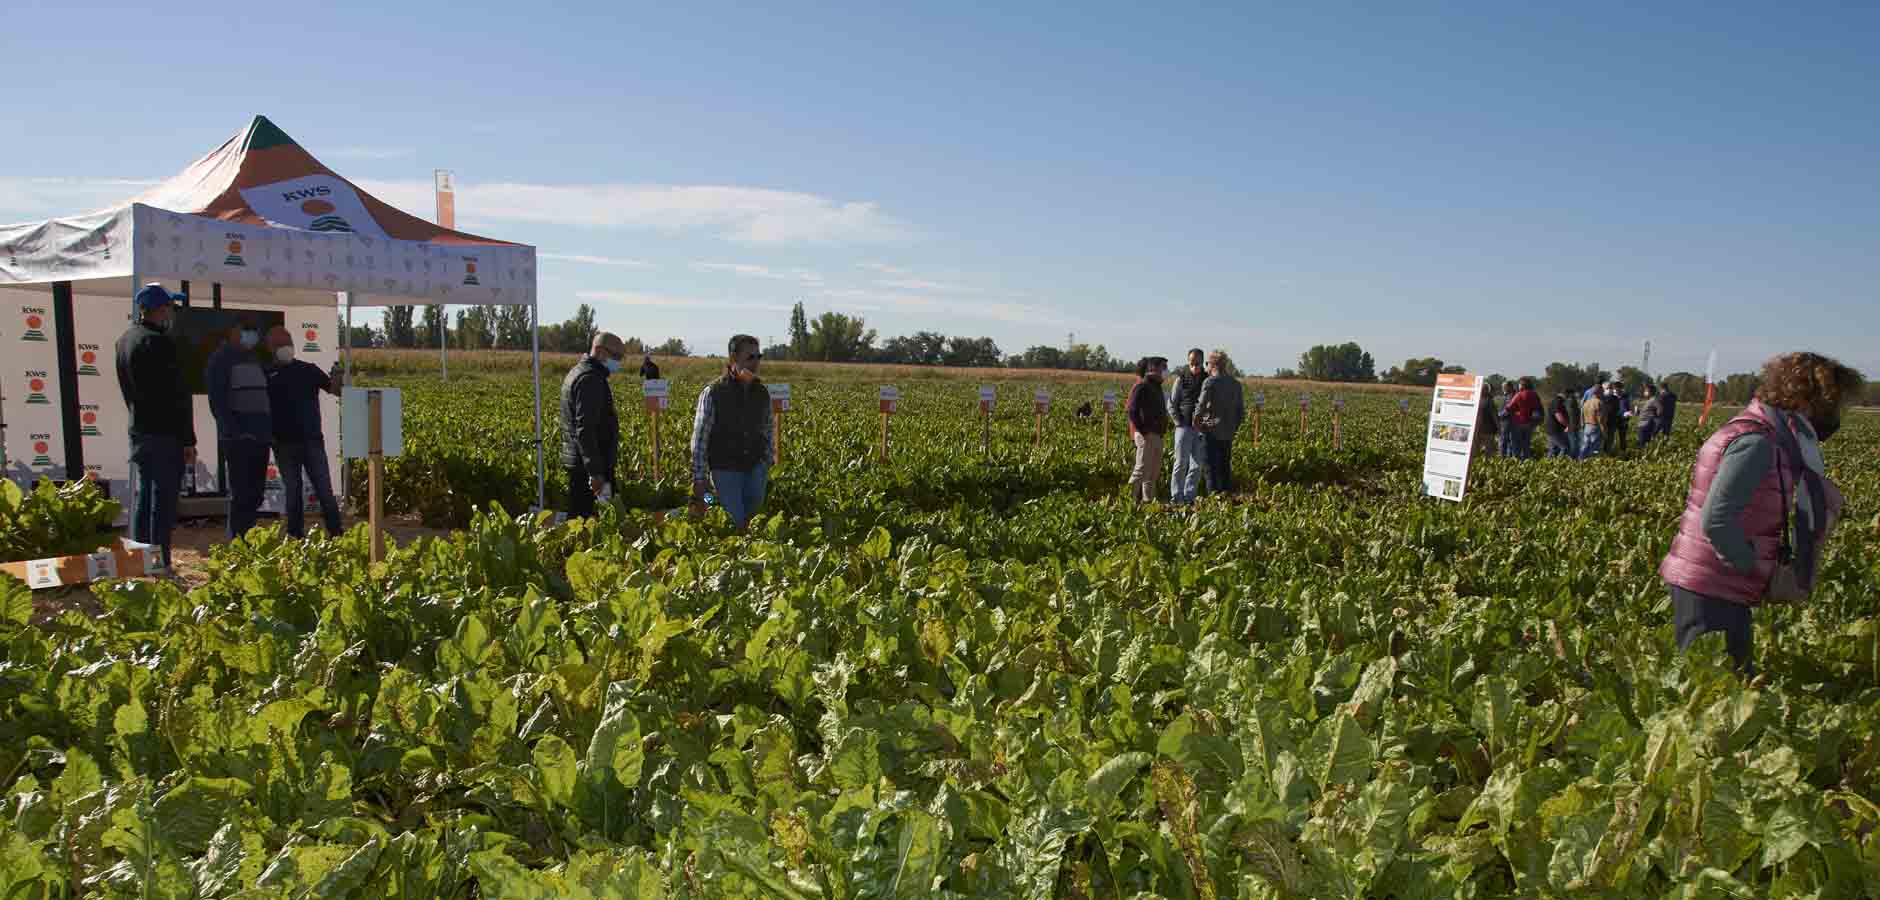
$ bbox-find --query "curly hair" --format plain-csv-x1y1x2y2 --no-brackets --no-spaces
1757,352,1863,420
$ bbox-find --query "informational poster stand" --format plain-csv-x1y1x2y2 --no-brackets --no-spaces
642,379,670,480
768,383,790,465
1421,373,1484,501
341,387,402,561
978,386,996,458
878,386,899,462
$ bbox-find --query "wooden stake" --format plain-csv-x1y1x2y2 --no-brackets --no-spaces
367,389,385,564
983,407,992,459
879,411,891,463
1253,408,1261,445
649,409,662,481
1033,408,1044,452
1103,408,1111,455
773,410,783,465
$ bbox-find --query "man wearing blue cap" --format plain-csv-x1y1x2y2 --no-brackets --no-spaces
115,284,197,573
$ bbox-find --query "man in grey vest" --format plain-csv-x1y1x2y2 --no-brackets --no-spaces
205,315,272,539
559,332,626,518
689,334,773,529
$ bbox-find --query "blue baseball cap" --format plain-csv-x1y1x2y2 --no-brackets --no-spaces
135,283,183,310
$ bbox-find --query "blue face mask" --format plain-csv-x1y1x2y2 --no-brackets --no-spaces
239,330,259,349
602,358,623,374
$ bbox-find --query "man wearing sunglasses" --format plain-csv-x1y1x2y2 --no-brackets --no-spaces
690,334,773,528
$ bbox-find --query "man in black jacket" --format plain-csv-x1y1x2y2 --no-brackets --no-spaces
115,284,197,572
559,332,626,518
1127,357,1170,504
639,353,660,381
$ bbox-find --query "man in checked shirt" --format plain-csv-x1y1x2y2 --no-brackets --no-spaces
689,334,774,528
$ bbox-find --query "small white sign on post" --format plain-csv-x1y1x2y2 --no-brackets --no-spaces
768,383,791,411
1253,391,1266,409
1102,390,1117,412
342,388,403,459
642,378,671,412
1400,397,1410,413
1033,389,1051,413
979,386,996,412
1333,395,1345,411
1300,394,1311,410
879,385,900,414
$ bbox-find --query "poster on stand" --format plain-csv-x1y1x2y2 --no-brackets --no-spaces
1422,373,1484,501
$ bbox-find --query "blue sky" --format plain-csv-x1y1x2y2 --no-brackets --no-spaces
3,2,1875,378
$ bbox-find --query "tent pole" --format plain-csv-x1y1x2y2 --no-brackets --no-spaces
341,294,352,502
51,282,84,483
440,304,448,381
531,299,544,510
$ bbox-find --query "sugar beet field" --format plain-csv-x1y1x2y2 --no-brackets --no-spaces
5,356,1878,898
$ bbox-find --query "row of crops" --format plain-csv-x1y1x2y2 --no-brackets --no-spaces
3,364,1877,897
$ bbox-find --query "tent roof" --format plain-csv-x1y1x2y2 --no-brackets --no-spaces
0,116,535,307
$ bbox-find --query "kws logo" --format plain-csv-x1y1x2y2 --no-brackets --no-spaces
23,371,50,404
19,307,48,342
29,435,53,467
79,405,102,437
300,322,322,353
78,344,102,376
224,233,247,267
284,186,354,233
462,257,480,286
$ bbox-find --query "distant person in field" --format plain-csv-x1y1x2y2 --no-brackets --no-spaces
115,284,197,573
205,313,272,540
559,332,626,519
1599,381,1625,455
1659,352,1860,674
639,353,660,381
1126,356,1170,504
1473,384,1499,457
1502,377,1543,459
1635,383,1665,449
691,334,774,529
1606,380,1632,454
1544,391,1572,458
1658,384,1679,435
1168,348,1209,505
1579,386,1607,460
264,326,342,538
1196,350,1246,493
1565,385,1585,457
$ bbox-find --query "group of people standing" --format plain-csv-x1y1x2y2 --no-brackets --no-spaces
116,284,344,573
1125,349,1247,505
1481,376,1679,461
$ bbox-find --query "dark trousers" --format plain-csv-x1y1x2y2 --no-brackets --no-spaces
1672,584,1754,674
220,439,271,540
564,462,612,519
128,434,184,568
1203,436,1234,494
276,439,342,537
1609,424,1629,455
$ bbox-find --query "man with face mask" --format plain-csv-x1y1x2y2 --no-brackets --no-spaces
115,284,197,573
559,332,626,519
205,314,273,539
690,334,774,529
264,326,342,537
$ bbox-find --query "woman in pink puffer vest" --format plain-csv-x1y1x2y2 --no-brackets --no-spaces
1659,352,1860,674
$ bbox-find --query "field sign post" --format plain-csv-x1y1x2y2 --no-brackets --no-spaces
979,386,996,458
1252,392,1264,444
1102,390,1117,455
1399,397,1410,438
1299,394,1310,439
343,387,403,564
1333,394,1345,450
878,386,899,463
1032,389,1050,451
643,379,670,480
768,383,791,465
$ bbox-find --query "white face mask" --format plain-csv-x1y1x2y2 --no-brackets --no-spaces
239,330,259,349
275,345,295,363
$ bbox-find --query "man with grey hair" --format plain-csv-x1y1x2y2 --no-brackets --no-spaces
1196,350,1245,494
559,331,626,518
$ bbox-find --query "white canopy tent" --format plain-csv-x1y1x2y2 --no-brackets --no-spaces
1,116,546,507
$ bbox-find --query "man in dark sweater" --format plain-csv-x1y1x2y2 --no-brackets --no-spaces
1168,348,1209,504
115,284,197,571
206,315,273,539
265,326,343,537
1127,356,1170,504
559,332,626,519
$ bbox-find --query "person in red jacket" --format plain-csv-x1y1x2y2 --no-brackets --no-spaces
1501,377,1543,460
1659,352,1859,674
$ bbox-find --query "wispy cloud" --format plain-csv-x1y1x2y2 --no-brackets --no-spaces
691,262,823,285
876,277,977,293
541,252,654,268
327,146,417,160
358,179,910,244
857,262,914,276
576,290,793,312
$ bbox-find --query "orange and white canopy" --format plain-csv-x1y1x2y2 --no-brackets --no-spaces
0,116,535,307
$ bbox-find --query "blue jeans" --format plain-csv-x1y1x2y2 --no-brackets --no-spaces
1508,424,1536,459
220,438,271,540
128,434,184,568
1170,427,1205,503
277,439,342,537
1545,430,1571,458
1578,426,1603,460
712,462,770,528
1569,430,1582,457
1637,420,1660,448
1497,421,1514,457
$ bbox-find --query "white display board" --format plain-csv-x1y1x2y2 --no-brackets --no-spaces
1033,389,1051,413
978,385,996,412
642,378,670,412
1422,373,1485,501
767,383,791,411
341,387,403,458
1102,390,1116,412
1,288,68,485
878,385,899,414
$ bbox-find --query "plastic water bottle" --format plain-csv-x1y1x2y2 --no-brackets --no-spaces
704,492,717,507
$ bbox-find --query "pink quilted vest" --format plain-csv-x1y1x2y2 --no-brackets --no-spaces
1657,401,1795,605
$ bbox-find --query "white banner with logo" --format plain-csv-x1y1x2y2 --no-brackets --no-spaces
72,295,132,519
0,288,68,485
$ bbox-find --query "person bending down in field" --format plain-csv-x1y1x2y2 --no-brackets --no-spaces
1659,352,1859,675
1126,356,1170,504
691,334,774,529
